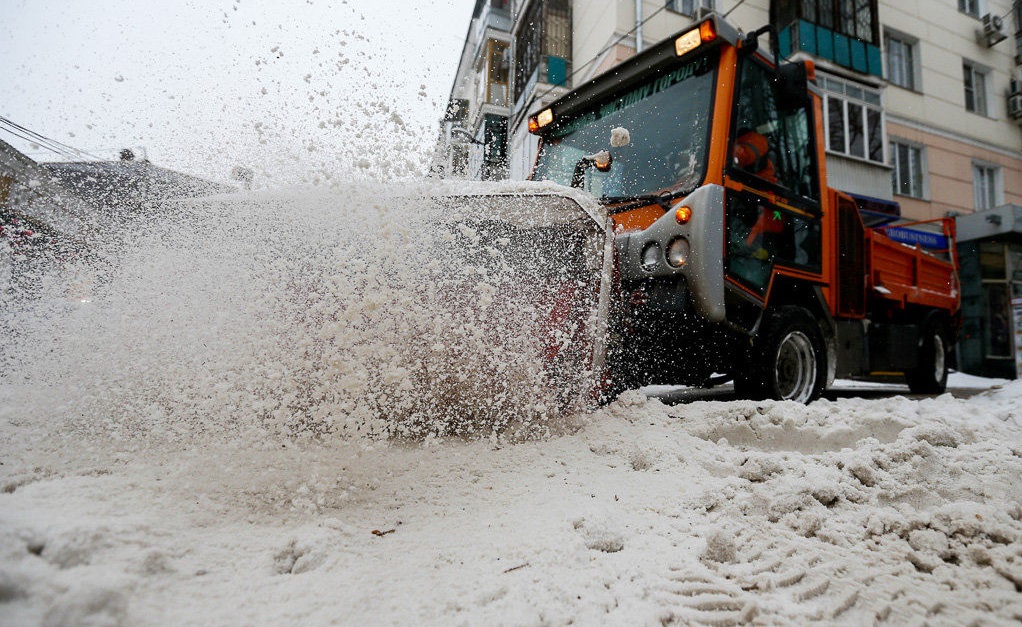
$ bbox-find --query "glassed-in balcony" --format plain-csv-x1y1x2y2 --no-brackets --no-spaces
772,0,882,78
777,19,882,77
471,0,512,65
473,0,512,44
477,39,510,108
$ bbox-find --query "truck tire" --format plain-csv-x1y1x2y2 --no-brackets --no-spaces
737,306,826,403
905,320,949,394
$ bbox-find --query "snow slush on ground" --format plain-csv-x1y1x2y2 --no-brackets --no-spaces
2,181,1022,626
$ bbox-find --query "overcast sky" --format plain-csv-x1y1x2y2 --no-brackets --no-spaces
0,0,477,186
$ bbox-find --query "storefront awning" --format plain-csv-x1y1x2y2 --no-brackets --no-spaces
956,205,1022,242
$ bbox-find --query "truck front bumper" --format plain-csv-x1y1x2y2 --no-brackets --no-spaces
615,184,725,323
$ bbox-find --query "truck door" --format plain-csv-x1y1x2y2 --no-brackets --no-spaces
724,57,823,297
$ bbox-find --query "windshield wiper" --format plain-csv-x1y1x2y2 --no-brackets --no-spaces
600,191,686,213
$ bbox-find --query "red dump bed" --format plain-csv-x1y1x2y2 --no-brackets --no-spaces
866,219,959,313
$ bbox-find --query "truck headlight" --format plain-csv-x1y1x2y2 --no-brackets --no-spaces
640,242,660,272
666,237,690,267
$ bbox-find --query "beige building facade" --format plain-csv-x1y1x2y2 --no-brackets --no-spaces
881,1,1022,221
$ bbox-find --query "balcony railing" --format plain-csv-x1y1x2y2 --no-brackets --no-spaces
512,55,571,115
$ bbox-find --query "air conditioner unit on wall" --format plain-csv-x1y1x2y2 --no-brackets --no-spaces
1011,79,1022,97
1008,94,1022,120
981,13,1008,47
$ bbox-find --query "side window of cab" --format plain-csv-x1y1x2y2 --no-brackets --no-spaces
731,59,818,201
725,58,822,292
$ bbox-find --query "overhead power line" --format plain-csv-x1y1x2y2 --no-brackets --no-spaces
0,116,97,160
0,116,106,162
723,0,748,19
514,1,708,128
0,123,78,161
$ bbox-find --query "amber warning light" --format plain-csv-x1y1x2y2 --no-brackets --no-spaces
675,20,717,57
529,108,555,133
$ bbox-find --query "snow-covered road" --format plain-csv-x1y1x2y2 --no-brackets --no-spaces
3,383,1021,625
3,185,1021,625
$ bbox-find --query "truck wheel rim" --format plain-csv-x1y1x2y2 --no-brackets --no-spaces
775,331,816,403
933,334,945,382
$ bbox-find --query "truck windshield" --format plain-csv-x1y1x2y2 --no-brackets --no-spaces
533,49,718,199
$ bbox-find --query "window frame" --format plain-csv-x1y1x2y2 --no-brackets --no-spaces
972,161,1002,210
884,29,920,91
722,54,824,294
963,61,990,116
820,74,886,164
728,55,823,207
485,39,510,106
889,138,928,200
1014,1,1022,64
958,0,983,19
666,0,715,17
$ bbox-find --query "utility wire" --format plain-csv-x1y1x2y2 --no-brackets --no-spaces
723,0,748,19
0,118,78,160
553,3,670,96
0,123,78,161
23,146,130,158
0,125,58,154
0,116,84,157
0,116,106,162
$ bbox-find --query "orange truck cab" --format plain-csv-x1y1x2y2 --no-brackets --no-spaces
527,14,960,402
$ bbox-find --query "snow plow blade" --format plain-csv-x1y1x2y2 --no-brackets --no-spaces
425,185,613,418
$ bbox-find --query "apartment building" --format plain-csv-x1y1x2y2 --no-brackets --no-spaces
440,0,1022,377
435,0,513,180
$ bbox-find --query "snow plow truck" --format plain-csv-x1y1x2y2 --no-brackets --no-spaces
458,13,960,404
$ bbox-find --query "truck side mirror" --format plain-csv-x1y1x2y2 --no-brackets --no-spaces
775,62,810,112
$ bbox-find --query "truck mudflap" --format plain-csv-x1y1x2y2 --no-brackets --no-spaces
429,189,612,414
615,184,726,322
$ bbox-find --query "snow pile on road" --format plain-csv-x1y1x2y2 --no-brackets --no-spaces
2,381,1021,625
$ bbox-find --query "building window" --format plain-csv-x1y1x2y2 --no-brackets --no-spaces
481,114,508,180
963,62,988,115
973,163,1000,210
512,0,572,108
483,40,510,107
666,0,714,16
959,0,982,18
821,75,884,162
1014,0,1022,63
885,32,917,90
890,140,925,198
778,0,878,43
